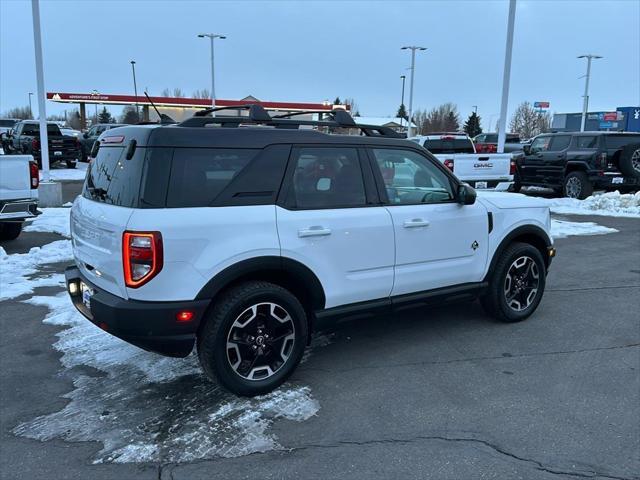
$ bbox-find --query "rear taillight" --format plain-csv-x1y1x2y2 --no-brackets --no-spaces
30,162,39,189
123,231,163,288
510,159,517,175
598,152,608,169
443,159,454,171
32,138,40,150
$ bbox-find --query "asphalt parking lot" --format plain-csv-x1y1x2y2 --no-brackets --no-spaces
1,184,638,479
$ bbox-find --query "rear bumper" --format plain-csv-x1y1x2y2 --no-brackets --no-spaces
65,266,210,357
0,199,39,221
466,180,513,191
590,172,639,189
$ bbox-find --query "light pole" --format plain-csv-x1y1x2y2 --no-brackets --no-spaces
92,89,99,125
496,0,516,153
472,105,478,114
578,54,602,132
130,60,139,120
28,92,34,118
30,0,50,181
399,75,406,129
198,33,226,116
401,46,426,138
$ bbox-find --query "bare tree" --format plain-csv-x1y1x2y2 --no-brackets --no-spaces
160,88,186,98
509,102,551,140
343,97,360,116
192,88,211,99
412,103,460,134
2,106,31,120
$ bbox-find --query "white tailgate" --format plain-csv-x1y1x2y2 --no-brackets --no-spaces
0,155,32,201
71,196,134,298
436,153,512,182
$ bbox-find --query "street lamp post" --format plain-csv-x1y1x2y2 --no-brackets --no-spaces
399,75,406,129
198,33,226,117
30,0,50,181
472,105,478,114
578,54,602,132
401,46,427,138
496,0,516,154
130,60,139,120
91,89,99,125
28,92,34,118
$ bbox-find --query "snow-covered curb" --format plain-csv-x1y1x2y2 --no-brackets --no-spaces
551,219,618,239
24,207,72,237
545,191,640,218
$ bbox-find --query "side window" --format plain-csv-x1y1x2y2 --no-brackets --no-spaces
371,148,455,205
549,135,571,151
576,136,598,149
530,136,551,154
87,127,97,137
290,147,366,209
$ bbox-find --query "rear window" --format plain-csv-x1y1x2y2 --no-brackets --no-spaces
166,148,258,207
0,120,16,127
83,146,144,207
482,134,519,143
423,138,474,154
604,135,640,150
21,123,62,136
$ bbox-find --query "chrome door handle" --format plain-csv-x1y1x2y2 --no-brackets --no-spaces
298,226,332,238
403,219,430,228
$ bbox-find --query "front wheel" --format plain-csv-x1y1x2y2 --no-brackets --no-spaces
563,171,593,199
197,281,308,396
480,242,546,323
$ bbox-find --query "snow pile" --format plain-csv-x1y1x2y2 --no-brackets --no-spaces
546,191,640,218
24,207,72,237
14,292,321,464
0,241,71,300
551,219,618,239
40,162,87,181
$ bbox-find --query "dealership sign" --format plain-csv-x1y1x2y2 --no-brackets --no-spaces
534,101,550,109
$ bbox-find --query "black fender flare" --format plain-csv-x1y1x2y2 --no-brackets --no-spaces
195,256,326,310
484,225,552,282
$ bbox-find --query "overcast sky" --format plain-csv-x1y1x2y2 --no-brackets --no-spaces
1,0,639,129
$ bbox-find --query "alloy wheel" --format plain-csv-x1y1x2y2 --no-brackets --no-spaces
565,176,582,198
226,302,296,381
632,148,640,174
504,256,540,312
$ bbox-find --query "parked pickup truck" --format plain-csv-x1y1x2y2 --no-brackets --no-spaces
410,134,514,191
8,120,80,169
0,154,40,240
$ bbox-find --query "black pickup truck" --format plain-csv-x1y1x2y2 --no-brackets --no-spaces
8,120,80,169
514,132,640,199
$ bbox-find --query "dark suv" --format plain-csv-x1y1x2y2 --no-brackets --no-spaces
515,132,640,199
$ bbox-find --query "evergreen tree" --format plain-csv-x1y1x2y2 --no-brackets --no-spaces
98,107,113,124
396,104,407,120
333,97,341,105
120,105,140,124
444,110,460,132
463,111,482,137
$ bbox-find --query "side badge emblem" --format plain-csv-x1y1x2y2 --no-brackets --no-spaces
471,240,479,251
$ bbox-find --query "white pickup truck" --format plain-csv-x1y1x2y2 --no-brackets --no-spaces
0,154,40,240
410,134,515,191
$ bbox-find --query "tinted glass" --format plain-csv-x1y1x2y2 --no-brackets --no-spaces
166,148,257,207
0,120,16,127
530,136,551,153
290,147,365,209
423,138,474,154
576,136,598,149
372,148,454,204
21,123,62,136
549,135,571,151
83,146,144,207
604,135,640,149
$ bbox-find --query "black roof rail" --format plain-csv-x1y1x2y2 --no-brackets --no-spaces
177,106,403,138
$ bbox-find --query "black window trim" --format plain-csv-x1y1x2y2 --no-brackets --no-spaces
365,146,461,207
277,144,379,211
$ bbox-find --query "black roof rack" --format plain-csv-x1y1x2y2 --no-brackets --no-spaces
177,106,403,138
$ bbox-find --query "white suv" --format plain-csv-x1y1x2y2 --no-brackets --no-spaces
65,107,555,396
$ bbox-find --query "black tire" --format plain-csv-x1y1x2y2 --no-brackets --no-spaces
197,281,308,397
510,181,521,193
617,143,640,178
66,160,77,169
480,242,546,323
81,148,88,162
0,222,23,241
563,171,593,199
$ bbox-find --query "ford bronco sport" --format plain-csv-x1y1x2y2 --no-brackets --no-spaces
65,106,555,396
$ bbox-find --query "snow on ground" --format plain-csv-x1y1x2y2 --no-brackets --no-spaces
0,241,71,300
24,207,71,237
14,292,321,463
40,162,87,181
544,191,640,218
551,219,618,239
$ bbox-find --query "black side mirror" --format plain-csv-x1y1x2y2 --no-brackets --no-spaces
523,144,531,155
457,183,477,205
83,132,89,139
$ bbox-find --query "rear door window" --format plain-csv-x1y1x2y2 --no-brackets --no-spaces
166,148,258,207
548,135,571,151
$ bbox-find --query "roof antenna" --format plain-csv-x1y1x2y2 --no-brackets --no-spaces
144,91,175,124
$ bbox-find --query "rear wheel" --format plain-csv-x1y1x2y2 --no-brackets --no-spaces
480,242,546,323
66,160,77,169
0,222,23,241
563,171,592,199
618,143,640,178
197,281,308,396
